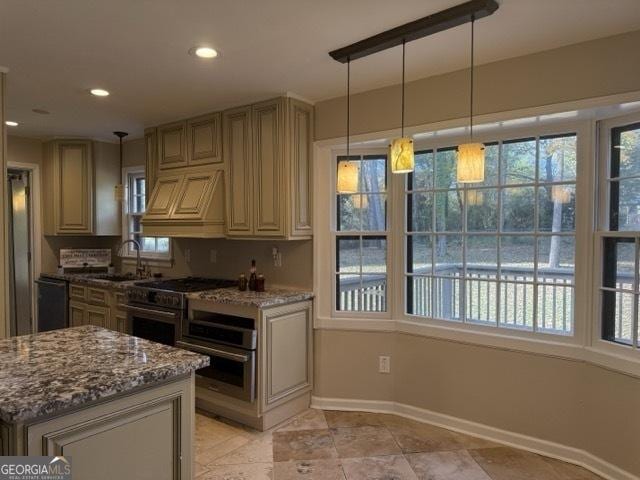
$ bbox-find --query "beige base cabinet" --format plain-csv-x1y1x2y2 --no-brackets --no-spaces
43,139,120,236
223,97,313,239
1,375,195,480
68,284,127,332
190,299,313,431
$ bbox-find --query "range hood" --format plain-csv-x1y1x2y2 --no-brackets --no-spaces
141,168,225,238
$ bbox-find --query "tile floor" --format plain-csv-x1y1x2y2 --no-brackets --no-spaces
194,409,602,480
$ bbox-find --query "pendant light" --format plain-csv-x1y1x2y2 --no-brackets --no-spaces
389,40,414,174
337,59,359,194
113,131,128,201
457,18,485,184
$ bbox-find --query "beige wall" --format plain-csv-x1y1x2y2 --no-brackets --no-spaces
7,134,42,166
314,330,640,477
1,73,7,337
315,29,640,140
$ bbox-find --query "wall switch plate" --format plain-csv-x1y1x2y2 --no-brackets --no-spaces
379,355,391,374
209,249,217,263
184,249,191,263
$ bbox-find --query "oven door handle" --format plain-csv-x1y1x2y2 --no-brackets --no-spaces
121,304,179,320
176,341,250,363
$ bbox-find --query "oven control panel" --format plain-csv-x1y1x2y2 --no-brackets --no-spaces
126,287,184,310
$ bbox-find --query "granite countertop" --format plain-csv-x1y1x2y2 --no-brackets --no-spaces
187,287,314,308
0,326,209,424
41,272,148,291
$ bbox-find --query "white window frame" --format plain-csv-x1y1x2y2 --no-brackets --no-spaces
121,166,172,263
331,150,392,319
592,111,640,358
402,132,580,341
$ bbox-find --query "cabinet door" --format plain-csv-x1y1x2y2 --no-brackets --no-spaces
69,301,86,327
144,127,158,202
54,141,93,234
223,106,254,236
187,113,222,166
288,99,313,236
144,175,183,220
262,302,312,407
157,121,188,170
86,304,110,328
253,99,285,236
172,171,220,219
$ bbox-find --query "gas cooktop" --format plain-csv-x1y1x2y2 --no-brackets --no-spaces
135,277,237,293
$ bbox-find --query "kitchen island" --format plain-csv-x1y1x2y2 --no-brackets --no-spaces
0,325,208,480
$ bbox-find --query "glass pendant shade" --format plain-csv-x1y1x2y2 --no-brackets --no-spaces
337,160,359,193
551,185,571,204
457,143,485,183
390,137,414,174
352,195,368,209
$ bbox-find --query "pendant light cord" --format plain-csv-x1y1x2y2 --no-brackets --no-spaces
470,17,475,141
346,58,351,158
401,39,406,138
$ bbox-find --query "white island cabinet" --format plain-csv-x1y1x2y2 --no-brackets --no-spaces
186,288,313,431
0,326,208,480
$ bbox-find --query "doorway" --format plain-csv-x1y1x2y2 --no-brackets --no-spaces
7,168,33,335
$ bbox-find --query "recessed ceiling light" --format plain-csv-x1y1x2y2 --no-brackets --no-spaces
5,121,18,127
90,88,110,97
190,47,218,59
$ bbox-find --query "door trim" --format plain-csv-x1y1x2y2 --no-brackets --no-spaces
7,161,41,334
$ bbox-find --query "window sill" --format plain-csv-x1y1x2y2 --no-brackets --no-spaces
121,256,173,269
316,315,640,379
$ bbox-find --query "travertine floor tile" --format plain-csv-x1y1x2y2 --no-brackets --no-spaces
274,459,346,480
541,456,603,479
272,429,338,462
331,425,401,458
324,410,386,428
211,433,274,465
198,462,273,480
469,446,564,480
196,435,250,466
341,455,418,480
277,409,329,432
406,450,491,480
385,418,466,453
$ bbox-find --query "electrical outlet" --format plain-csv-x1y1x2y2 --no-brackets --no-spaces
272,247,282,267
210,249,217,263
378,355,391,374
184,248,191,263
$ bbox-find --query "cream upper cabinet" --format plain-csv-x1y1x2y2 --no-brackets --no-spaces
253,99,285,236
157,114,221,171
188,113,222,166
43,140,120,236
157,121,188,170
172,171,218,219
223,97,313,239
144,127,158,200
223,106,253,236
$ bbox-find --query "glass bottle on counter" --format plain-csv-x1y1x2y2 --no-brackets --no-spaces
255,274,265,292
238,274,248,291
248,259,257,291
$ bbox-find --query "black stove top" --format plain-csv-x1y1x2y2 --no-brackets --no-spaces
135,277,237,293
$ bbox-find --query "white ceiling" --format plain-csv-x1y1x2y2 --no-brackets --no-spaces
1,0,639,141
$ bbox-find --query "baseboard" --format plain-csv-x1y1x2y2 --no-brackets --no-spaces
311,396,637,480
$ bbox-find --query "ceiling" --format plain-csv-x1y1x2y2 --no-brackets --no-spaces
1,0,639,142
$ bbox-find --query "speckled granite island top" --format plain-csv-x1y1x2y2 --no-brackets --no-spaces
187,287,314,308
0,326,209,424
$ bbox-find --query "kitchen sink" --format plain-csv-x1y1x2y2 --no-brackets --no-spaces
86,274,141,282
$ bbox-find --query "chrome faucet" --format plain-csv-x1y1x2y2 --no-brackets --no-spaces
118,239,146,277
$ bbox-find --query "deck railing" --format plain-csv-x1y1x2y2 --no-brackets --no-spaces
338,265,632,342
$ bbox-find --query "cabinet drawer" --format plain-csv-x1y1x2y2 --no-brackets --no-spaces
114,292,126,306
69,284,87,301
87,287,109,306
86,304,110,328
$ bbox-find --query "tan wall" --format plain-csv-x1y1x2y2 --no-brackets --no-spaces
314,329,640,476
7,135,42,166
1,73,7,337
315,29,640,140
